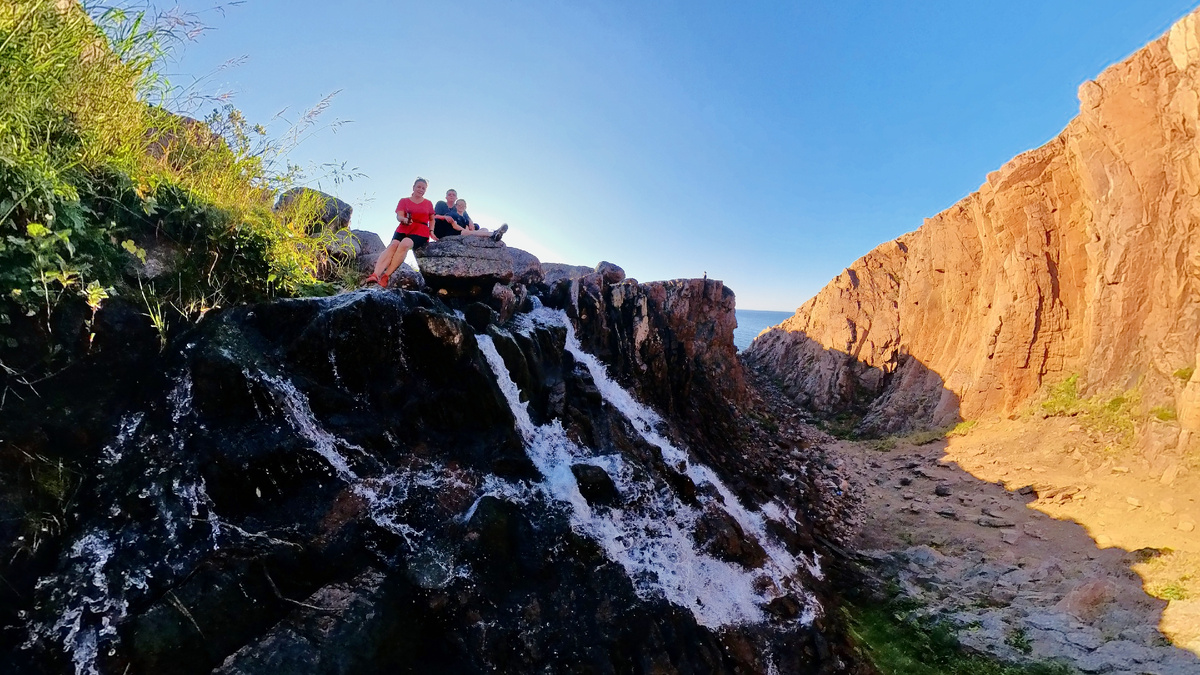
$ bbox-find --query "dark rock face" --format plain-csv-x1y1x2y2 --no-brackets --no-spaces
0,280,864,673
571,463,622,506
556,277,748,480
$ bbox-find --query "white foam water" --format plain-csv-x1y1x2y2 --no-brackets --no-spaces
479,313,821,628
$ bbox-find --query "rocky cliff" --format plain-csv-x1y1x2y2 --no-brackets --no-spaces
747,8,1200,435
0,243,862,673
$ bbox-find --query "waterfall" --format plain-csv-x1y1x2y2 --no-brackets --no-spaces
478,309,821,628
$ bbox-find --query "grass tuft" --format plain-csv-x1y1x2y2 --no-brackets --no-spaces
845,602,1073,675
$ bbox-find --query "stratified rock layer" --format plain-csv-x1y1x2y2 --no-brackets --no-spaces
748,8,1200,434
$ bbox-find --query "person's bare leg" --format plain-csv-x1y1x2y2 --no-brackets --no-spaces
462,228,489,237
384,239,414,275
374,241,401,277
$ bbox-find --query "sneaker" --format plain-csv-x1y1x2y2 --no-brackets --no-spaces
378,272,390,288
490,223,509,242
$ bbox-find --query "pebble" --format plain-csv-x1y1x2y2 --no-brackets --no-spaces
1179,521,1195,532
999,530,1020,545
1125,496,1141,508
935,483,952,497
978,516,1015,528
1159,501,1176,515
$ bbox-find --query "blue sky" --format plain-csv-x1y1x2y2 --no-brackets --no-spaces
165,0,1200,310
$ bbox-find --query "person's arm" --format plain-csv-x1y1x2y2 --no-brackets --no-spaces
396,202,410,224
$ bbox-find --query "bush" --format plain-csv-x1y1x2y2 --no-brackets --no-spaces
0,1,354,382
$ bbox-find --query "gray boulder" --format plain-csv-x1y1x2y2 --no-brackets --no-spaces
387,263,424,291
595,261,626,284
415,237,514,289
508,246,543,285
541,263,593,286
352,230,385,257
275,187,353,233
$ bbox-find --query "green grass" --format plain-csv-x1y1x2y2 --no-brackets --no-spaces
1149,581,1190,601
1175,366,1195,381
846,603,1075,675
1151,406,1178,422
1038,374,1140,451
946,420,977,437
1,1,359,380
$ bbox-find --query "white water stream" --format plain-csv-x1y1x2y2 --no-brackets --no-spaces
482,307,821,628
42,306,822,674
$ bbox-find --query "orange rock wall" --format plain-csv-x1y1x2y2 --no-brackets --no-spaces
748,10,1200,433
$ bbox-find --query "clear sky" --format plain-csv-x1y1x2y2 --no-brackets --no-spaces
164,0,1200,311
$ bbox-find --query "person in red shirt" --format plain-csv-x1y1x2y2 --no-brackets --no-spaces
366,177,437,287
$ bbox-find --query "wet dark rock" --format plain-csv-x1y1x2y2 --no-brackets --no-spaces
570,463,621,506
695,507,768,568
463,302,499,332
0,278,863,674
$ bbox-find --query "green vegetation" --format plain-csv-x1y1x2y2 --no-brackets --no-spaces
845,603,1074,675
1149,581,1190,601
1005,628,1032,654
1151,405,1178,422
1038,374,1140,451
946,419,977,437
1174,366,1195,381
1,1,355,383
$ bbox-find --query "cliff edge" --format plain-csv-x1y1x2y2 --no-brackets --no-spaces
747,8,1200,436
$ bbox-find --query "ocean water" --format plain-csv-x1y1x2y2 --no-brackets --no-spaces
733,309,793,351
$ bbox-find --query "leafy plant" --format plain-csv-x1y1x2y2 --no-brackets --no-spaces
1,0,360,388
1151,405,1177,422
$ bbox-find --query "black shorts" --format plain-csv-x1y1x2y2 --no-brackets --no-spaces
433,221,460,239
392,232,428,249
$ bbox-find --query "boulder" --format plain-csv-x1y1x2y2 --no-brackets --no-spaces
387,263,424,291
508,246,543,285
275,188,354,233
570,464,621,507
542,263,593,287
414,237,514,291
595,261,626,284
489,283,517,323
352,230,386,258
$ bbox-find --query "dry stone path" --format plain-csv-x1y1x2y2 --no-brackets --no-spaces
832,425,1200,675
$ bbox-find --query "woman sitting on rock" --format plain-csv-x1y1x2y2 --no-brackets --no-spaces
434,198,507,241
366,177,436,287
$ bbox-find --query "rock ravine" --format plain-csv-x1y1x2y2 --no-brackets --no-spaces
747,6,1200,437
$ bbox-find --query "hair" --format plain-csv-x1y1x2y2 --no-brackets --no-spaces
413,177,428,186
455,199,466,207
446,188,457,194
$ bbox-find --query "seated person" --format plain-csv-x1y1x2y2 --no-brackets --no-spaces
432,188,460,239
447,198,508,241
